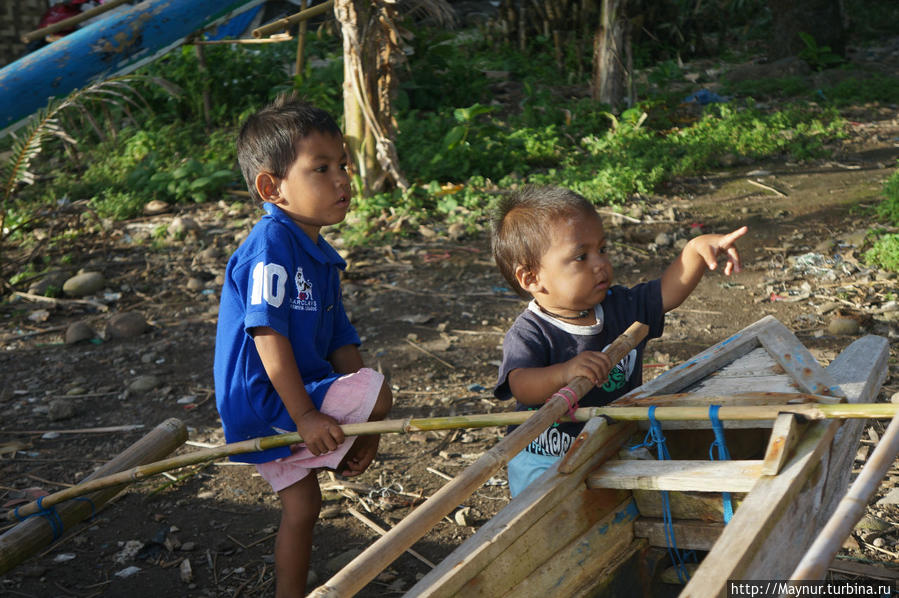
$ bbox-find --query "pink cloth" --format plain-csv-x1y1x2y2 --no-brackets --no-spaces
255,368,383,492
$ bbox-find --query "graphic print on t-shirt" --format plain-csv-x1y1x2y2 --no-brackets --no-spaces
525,348,637,457
290,267,317,312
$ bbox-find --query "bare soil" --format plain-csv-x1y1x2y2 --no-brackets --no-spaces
3,79,899,598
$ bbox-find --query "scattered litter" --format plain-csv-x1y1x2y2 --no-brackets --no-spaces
53,553,76,563
683,89,729,105
114,566,141,578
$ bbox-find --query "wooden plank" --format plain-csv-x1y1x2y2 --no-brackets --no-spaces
406,421,636,597
634,518,724,551
681,334,889,597
793,413,899,579
756,318,846,398
828,558,899,582
449,489,632,597
498,498,639,597
613,391,838,407
634,489,743,521
616,316,780,401
587,460,762,492
761,413,803,475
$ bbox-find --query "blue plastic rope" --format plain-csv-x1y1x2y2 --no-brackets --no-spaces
644,406,692,583
14,496,64,540
708,404,734,524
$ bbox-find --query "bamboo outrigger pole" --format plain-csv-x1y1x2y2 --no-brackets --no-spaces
0,418,187,575
8,401,899,522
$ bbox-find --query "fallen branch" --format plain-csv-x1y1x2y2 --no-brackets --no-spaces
347,508,435,568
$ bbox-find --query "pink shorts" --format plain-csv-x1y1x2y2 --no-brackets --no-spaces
255,368,384,492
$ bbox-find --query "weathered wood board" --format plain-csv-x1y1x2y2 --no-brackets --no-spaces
401,317,888,598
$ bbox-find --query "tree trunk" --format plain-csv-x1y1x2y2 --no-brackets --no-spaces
592,0,629,108
334,0,407,196
767,0,847,60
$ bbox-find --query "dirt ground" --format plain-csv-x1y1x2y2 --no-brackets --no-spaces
3,69,899,598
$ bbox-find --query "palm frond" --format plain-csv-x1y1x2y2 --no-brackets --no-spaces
400,0,456,26
0,74,157,205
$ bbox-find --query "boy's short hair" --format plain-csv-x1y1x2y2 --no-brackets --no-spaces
237,92,342,202
491,185,598,298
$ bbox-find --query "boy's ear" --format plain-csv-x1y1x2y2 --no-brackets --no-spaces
255,172,281,203
514,265,541,294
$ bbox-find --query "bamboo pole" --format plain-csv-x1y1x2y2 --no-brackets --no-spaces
22,0,132,43
0,418,187,575
790,414,899,580
252,0,334,39
9,399,899,522
308,322,649,597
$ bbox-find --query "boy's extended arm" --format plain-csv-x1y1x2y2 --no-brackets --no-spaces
252,326,345,455
660,226,747,312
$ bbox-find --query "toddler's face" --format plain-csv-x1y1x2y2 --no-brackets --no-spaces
531,211,613,315
273,131,351,240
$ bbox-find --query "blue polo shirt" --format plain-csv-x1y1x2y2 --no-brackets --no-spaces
214,203,360,463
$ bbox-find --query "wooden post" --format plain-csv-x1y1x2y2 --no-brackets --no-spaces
791,414,899,580
308,322,648,597
592,0,629,106
0,418,187,575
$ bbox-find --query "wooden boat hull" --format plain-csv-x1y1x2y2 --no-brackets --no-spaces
0,0,263,134
406,316,889,597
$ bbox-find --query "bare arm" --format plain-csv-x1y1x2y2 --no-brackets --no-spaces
329,343,364,375
252,327,344,454
508,350,613,406
660,226,747,312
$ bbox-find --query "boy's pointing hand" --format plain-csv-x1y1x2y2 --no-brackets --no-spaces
695,225,748,276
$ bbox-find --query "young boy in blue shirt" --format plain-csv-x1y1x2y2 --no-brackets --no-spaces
491,186,746,497
214,93,392,596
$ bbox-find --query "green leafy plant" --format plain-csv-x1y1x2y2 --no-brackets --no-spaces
865,233,899,272
0,76,160,287
798,32,843,71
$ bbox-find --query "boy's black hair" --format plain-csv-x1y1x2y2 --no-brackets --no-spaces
237,92,342,202
491,185,599,298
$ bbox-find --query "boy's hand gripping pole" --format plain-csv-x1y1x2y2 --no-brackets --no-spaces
308,321,649,598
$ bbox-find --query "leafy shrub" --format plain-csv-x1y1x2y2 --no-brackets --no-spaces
865,233,899,272
875,162,899,225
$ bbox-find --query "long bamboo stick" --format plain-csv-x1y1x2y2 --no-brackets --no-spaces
790,414,899,580
8,400,898,521
252,0,334,38
22,0,132,43
308,322,649,597
0,418,187,575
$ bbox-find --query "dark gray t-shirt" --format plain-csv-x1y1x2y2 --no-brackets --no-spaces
494,280,665,457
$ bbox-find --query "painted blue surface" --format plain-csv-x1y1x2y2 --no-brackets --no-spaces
0,0,263,133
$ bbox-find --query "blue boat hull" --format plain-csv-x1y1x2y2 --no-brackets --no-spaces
0,0,263,133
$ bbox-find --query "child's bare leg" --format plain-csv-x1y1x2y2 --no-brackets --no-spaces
340,381,393,477
275,474,321,597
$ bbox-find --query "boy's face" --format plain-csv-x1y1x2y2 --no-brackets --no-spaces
266,131,351,240
523,210,613,316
